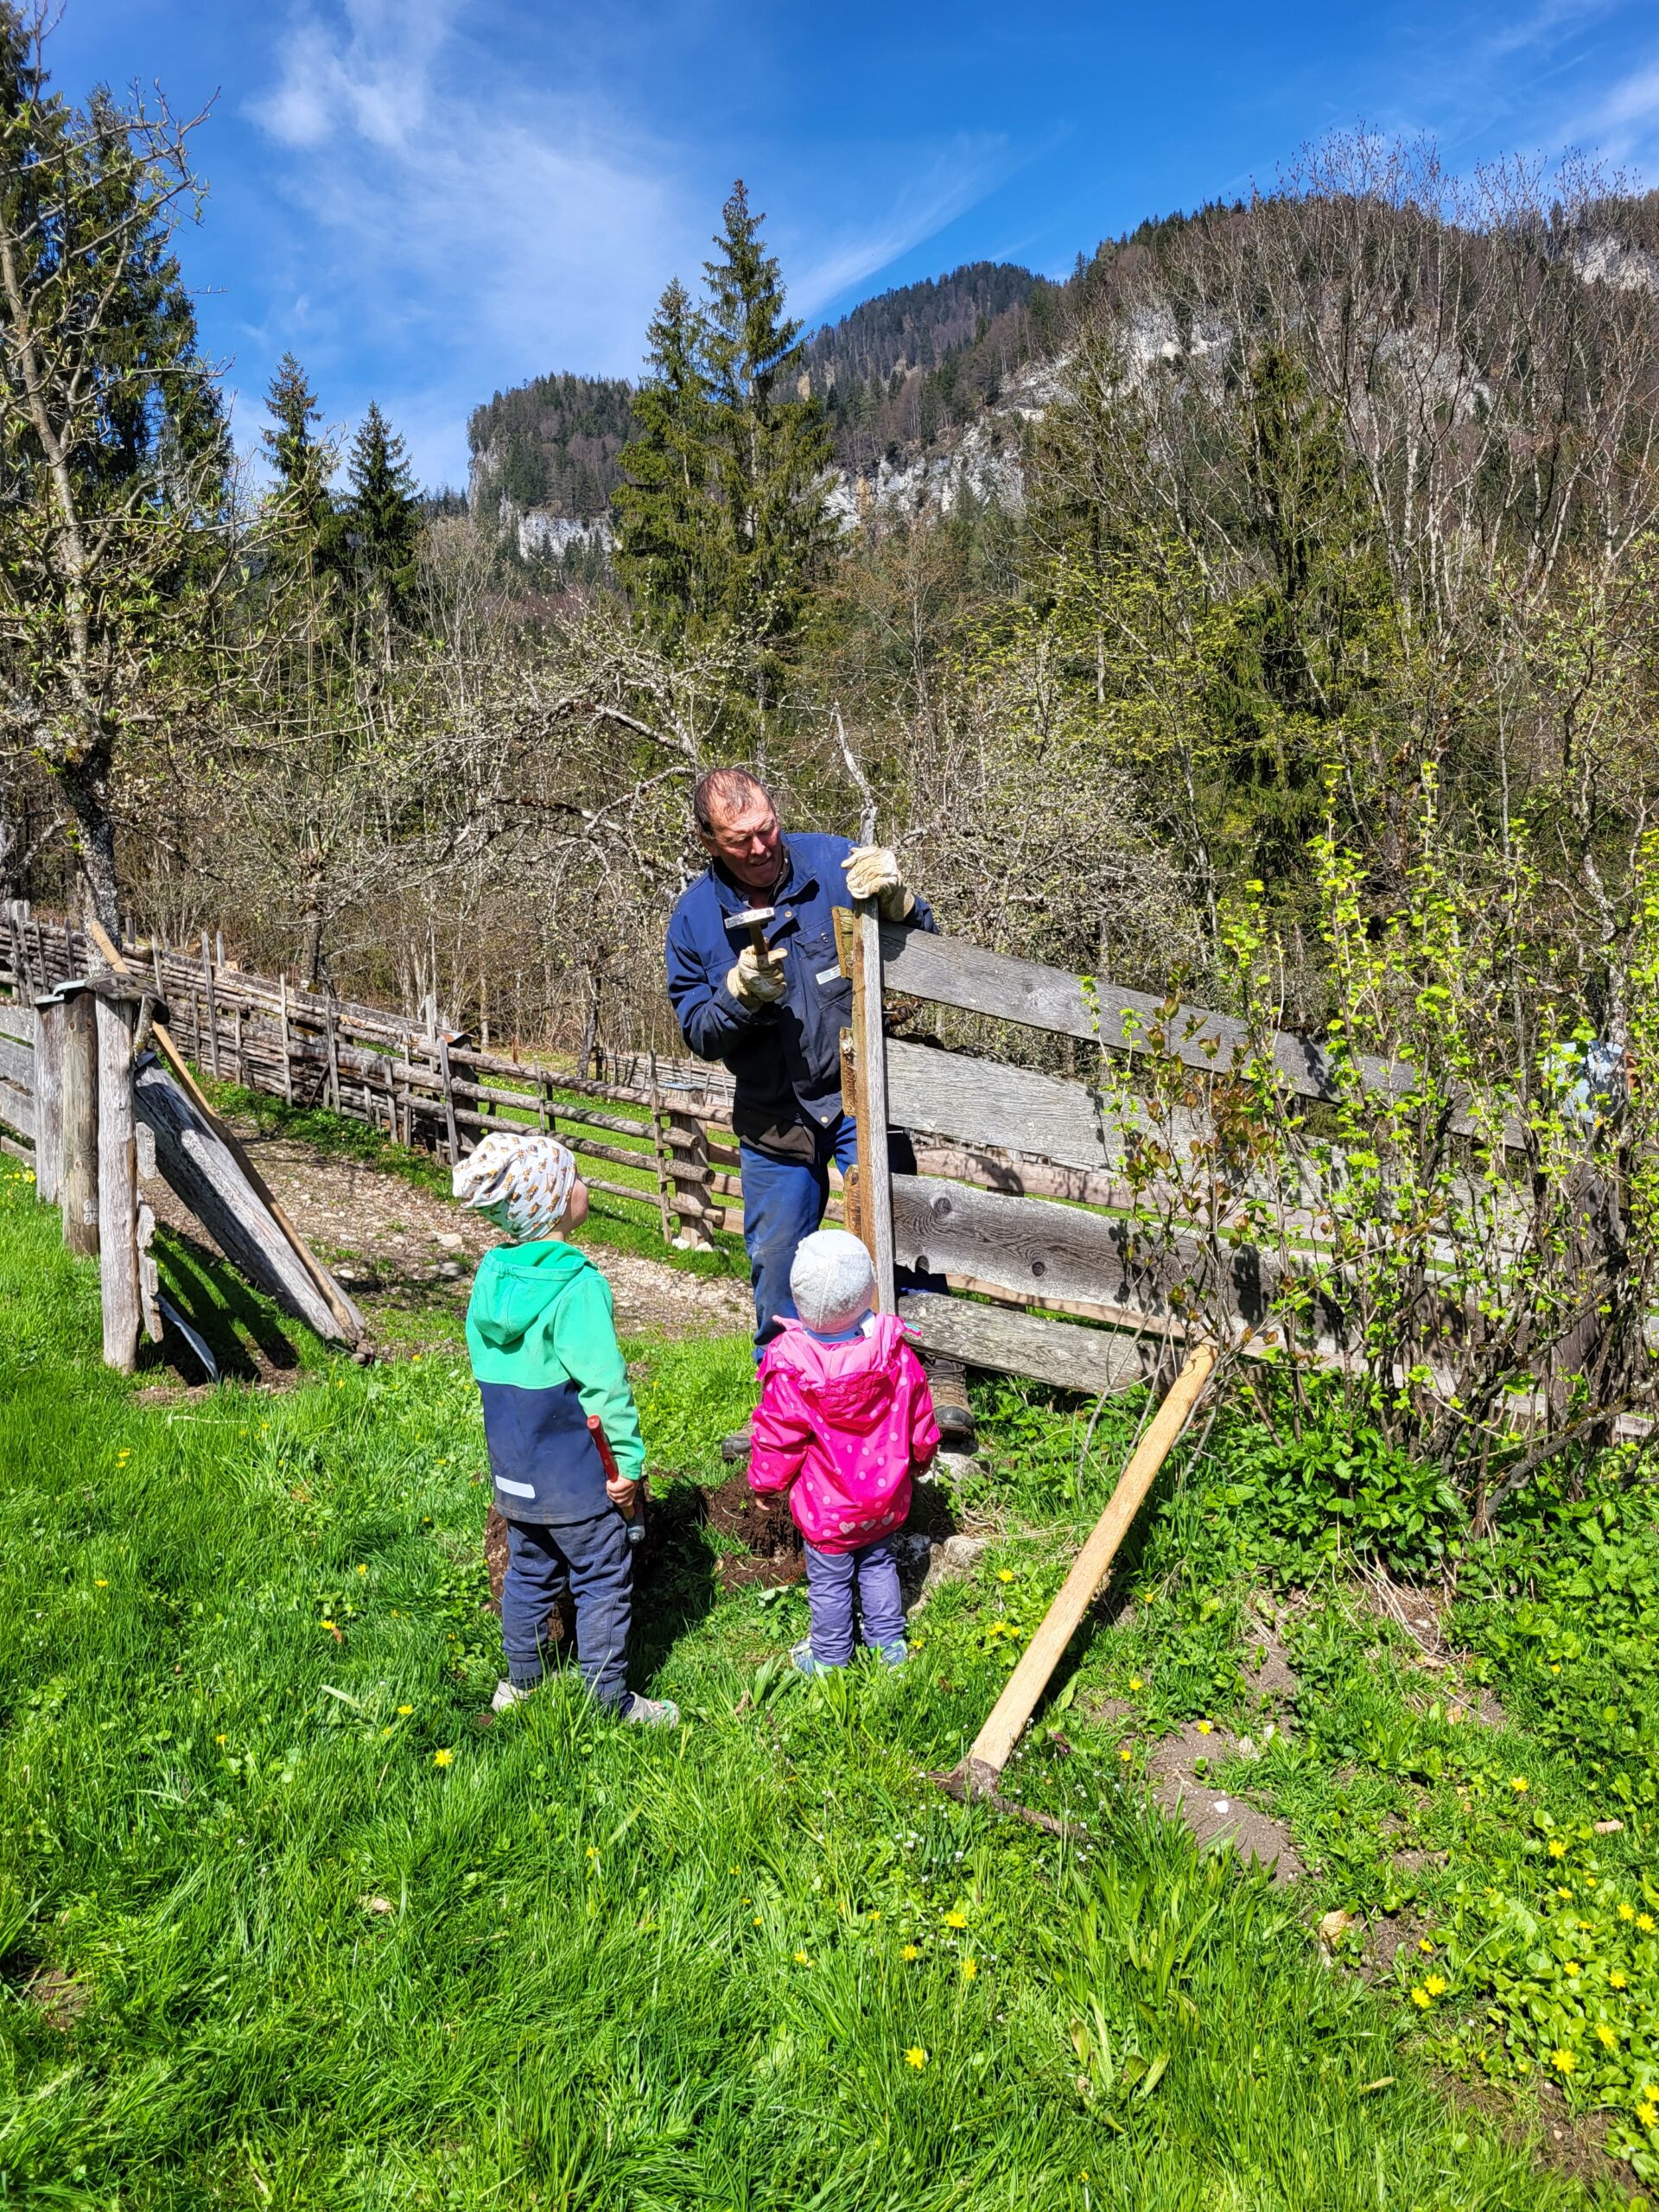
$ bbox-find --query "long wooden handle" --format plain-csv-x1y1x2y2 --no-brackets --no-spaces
953,1340,1217,1796
85,918,365,1344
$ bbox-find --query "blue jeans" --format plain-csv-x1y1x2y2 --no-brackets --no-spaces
804,1536,906,1666
500,1514,632,1709
740,1115,861,1357
741,1113,938,1357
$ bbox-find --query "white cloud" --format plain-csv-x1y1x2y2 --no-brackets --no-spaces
246,2,1012,484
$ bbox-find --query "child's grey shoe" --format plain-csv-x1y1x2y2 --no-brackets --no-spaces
873,1638,909,1669
621,1693,680,1727
491,1677,537,1713
791,1638,842,1677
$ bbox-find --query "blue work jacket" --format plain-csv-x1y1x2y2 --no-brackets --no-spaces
664,832,937,1155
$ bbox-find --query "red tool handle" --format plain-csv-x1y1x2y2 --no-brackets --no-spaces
588,1414,637,1518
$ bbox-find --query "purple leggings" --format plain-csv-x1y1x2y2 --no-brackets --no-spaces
804,1535,906,1666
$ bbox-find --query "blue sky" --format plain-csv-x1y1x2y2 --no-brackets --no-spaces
48,0,1659,490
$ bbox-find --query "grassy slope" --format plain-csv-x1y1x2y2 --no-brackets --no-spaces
0,1166,1616,2212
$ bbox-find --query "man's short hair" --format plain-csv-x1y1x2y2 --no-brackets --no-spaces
693,766,773,836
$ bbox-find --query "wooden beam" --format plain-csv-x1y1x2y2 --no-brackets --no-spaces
898,1289,1148,1398
888,1036,1130,1173
949,1343,1217,1797
854,898,895,1312
60,986,99,1256
95,993,140,1373
27,1001,60,1204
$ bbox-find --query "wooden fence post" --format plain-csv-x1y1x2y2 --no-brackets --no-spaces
437,1032,460,1164
848,899,895,1311
95,989,140,1373
648,1052,672,1246
33,993,64,1206
667,1109,715,1249
59,984,99,1256
279,972,294,1104
325,1001,340,1111
201,933,219,1080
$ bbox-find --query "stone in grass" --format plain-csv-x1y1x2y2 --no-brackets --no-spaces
434,1231,464,1250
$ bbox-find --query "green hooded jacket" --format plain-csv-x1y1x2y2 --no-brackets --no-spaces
465,1241,645,1523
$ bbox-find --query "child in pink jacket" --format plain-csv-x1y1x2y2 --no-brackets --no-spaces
749,1230,941,1674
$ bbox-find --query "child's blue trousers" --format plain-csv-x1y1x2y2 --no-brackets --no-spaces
501,1513,632,1709
804,1535,906,1666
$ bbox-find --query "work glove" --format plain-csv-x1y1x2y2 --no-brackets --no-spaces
727,941,788,1006
842,844,913,922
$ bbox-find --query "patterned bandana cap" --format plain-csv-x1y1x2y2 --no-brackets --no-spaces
453,1131,577,1242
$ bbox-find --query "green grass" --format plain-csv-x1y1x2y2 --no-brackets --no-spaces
0,1165,1631,2210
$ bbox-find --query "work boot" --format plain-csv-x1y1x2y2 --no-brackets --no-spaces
719,1424,753,1465
621,1692,680,1727
491,1677,537,1713
791,1638,842,1678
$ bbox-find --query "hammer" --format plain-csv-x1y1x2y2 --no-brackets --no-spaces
724,905,777,958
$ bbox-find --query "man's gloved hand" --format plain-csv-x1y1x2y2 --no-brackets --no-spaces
727,941,789,1006
842,844,914,921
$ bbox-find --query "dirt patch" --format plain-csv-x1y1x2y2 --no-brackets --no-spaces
704,1475,806,1590
1432,2066,1646,2201
23,1966,88,2029
1147,1720,1304,1884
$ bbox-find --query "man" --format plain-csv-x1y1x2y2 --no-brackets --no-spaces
664,766,937,1353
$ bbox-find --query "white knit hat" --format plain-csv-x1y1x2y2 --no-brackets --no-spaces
790,1229,875,1335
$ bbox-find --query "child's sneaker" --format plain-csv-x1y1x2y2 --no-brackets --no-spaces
491,1677,537,1713
872,1638,909,1669
791,1638,842,1677
621,1693,680,1727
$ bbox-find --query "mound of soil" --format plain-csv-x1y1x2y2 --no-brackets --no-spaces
704,1475,805,1589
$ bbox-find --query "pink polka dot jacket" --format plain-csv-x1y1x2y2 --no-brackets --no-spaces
748,1313,941,1554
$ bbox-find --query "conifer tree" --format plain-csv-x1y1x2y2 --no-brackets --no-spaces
613,278,714,633
700,180,831,663
346,400,420,621
263,353,339,558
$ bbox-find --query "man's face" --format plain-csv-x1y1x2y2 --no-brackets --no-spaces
700,790,784,893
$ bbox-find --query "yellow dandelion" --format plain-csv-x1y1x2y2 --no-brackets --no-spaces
870,1910,880,1923
1610,1971,1629,1989
944,1909,969,1929
1565,1961,1581,1976
1128,1675,1143,1692
585,1845,600,1860
1638,1914,1656,1934
901,1944,920,1961
1196,1719,1213,1735
357,1564,367,1575
793,1950,811,1966
1552,2048,1577,2075
1618,1904,1636,1922
996,1568,1015,1584
753,1916,763,1926
1637,2101,1658,2129
433,1748,454,1768
1548,1839,1567,1859
961,1957,978,1980
1595,2024,1618,2049
214,1732,227,1745
1119,1745,1134,1763
94,1578,108,1588
1410,1986,1431,2009
1418,1938,1435,1954
1425,1974,1447,1997
904,2046,928,2070
397,1704,412,1716
1510,1776,1529,1794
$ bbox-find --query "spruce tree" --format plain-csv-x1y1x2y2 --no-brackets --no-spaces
699,180,832,659
263,353,340,565
346,400,420,619
613,277,714,632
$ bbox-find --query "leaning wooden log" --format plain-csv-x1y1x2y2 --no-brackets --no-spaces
132,1054,348,1343
96,992,141,1374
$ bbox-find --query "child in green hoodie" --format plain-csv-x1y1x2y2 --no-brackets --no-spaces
455,1131,678,1726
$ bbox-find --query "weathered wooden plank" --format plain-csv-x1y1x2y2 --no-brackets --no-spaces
133,1056,346,1341
0,1076,35,1142
0,1000,34,1045
897,1290,1147,1397
888,1037,1128,1171
890,1172,1350,1355
96,995,140,1373
31,998,60,1203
